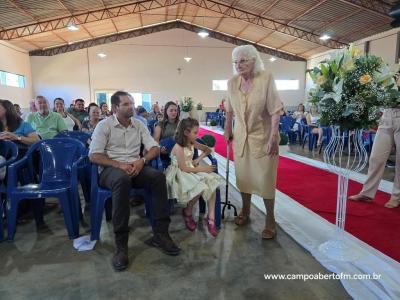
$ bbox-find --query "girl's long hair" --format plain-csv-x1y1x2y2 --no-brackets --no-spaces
175,117,199,147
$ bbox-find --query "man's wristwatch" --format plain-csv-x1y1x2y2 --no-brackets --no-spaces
142,157,147,164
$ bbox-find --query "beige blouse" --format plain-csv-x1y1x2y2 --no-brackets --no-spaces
226,70,283,158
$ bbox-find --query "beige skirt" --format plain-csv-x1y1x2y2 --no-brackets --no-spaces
233,142,279,199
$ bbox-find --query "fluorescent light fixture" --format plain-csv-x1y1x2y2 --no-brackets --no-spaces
184,56,192,62
269,57,277,62
319,34,331,41
97,52,107,58
67,24,79,31
198,30,209,38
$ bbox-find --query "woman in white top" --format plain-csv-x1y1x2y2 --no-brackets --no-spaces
291,103,306,131
53,98,81,131
306,105,323,146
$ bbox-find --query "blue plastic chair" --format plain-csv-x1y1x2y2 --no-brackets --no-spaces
279,116,296,144
6,138,85,240
318,126,332,154
0,141,18,241
205,112,220,126
148,119,158,135
218,112,225,128
301,124,318,151
363,130,376,155
55,131,91,145
159,137,176,170
89,164,159,241
55,131,92,211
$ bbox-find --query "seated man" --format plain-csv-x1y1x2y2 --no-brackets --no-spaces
134,105,149,127
26,96,67,139
67,98,89,123
89,91,180,271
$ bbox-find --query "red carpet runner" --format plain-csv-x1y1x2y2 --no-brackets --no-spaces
199,127,400,262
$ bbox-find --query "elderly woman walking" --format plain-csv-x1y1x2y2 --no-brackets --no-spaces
224,45,282,239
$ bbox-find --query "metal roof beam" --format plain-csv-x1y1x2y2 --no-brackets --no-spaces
0,0,185,40
188,0,347,48
30,20,306,61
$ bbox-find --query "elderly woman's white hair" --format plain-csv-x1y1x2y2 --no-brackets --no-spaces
232,45,265,75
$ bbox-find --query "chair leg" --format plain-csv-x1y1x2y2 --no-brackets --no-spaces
69,188,81,232
59,193,78,239
7,197,22,241
0,196,4,242
199,197,206,214
302,134,308,149
90,195,106,241
143,191,154,228
104,198,112,221
319,142,324,154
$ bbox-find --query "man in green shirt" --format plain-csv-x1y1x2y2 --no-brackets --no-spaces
67,98,89,123
27,96,68,139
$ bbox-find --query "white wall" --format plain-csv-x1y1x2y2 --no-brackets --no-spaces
31,29,306,108
0,41,33,107
355,27,400,66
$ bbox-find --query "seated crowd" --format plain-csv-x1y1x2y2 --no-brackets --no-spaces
0,92,220,271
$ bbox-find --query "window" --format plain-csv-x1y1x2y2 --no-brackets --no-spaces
0,71,25,88
212,80,228,91
95,90,152,111
275,80,299,91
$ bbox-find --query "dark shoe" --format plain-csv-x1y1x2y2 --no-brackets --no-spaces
113,233,129,271
386,160,396,168
146,233,181,256
112,248,129,271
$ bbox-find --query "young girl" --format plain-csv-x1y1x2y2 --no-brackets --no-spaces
166,118,224,237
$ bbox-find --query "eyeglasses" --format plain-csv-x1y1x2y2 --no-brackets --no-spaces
232,59,252,65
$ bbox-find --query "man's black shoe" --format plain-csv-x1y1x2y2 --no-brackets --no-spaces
146,233,181,256
112,248,129,271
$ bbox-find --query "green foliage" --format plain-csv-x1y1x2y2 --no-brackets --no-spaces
180,97,193,112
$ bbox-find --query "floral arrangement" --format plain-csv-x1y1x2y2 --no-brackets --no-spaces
196,102,203,110
307,44,400,129
180,96,194,112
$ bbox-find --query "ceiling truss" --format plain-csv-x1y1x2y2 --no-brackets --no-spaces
29,20,306,61
0,0,348,49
